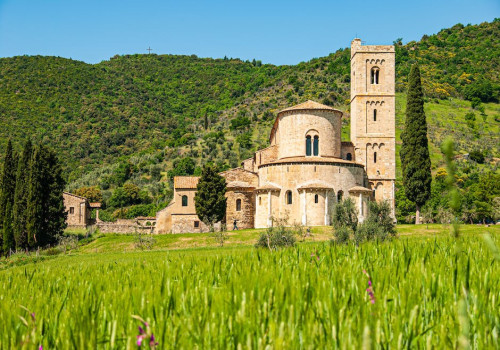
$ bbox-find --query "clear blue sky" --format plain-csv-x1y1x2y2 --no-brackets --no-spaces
0,0,498,65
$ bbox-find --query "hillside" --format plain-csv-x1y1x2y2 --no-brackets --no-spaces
0,19,499,220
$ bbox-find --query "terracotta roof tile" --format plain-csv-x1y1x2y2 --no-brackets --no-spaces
174,176,200,189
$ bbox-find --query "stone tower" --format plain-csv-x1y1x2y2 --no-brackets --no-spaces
350,38,396,215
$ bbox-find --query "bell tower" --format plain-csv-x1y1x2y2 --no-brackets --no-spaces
350,38,396,215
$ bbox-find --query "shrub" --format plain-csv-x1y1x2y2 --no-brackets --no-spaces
255,224,296,250
365,200,396,237
332,200,396,245
356,220,386,244
332,225,350,244
332,198,358,232
134,233,155,250
469,150,485,164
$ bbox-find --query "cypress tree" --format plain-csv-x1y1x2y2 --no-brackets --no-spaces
27,145,67,248
27,145,46,248
45,147,67,241
0,140,17,254
2,202,14,254
194,164,226,231
400,64,432,224
13,139,32,249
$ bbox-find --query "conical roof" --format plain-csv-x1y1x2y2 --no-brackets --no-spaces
277,100,339,115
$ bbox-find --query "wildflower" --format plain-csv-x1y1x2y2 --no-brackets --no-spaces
149,334,159,347
362,269,376,304
132,315,158,348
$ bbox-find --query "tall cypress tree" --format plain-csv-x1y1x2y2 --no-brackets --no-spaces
194,164,226,231
45,147,67,241
27,144,66,248
400,64,432,224
0,140,17,254
13,139,32,249
27,145,46,248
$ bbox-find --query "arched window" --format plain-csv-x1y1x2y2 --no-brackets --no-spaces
313,136,319,156
306,136,312,156
337,190,343,202
374,152,377,163
236,199,242,211
346,153,352,161
314,194,319,204
182,195,188,207
373,109,377,121
371,67,379,85
286,191,292,205
259,196,262,205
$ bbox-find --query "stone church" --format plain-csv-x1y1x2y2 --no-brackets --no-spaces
156,39,395,234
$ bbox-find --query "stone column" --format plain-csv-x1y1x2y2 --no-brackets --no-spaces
359,193,364,222
324,190,329,225
301,190,307,225
267,191,272,227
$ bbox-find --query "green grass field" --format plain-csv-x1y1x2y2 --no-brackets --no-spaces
1,225,499,348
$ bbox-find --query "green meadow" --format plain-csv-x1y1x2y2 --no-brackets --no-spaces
1,225,499,349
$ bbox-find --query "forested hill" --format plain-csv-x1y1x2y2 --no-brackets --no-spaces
0,19,498,188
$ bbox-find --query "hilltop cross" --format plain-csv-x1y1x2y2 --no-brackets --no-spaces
147,46,153,54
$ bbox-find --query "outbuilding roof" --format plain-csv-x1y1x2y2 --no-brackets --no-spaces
174,176,200,189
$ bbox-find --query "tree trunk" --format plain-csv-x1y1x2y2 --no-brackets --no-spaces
415,205,421,225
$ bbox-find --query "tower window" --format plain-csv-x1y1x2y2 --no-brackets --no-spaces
259,196,262,205
374,152,377,163
182,195,188,207
69,207,74,214
306,136,312,156
313,136,319,156
371,67,380,85
236,199,242,211
346,153,352,161
314,194,319,204
286,191,292,205
194,221,200,228
337,190,343,202
373,109,377,121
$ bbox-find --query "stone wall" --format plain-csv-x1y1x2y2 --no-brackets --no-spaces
221,167,259,186
254,145,278,168
255,162,364,228
226,189,254,230
274,110,342,160
341,142,355,161
171,214,212,234
63,192,89,227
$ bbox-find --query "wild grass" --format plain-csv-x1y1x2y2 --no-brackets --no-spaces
0,226,499,348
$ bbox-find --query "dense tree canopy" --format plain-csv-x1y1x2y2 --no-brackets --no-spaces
400,65,432,223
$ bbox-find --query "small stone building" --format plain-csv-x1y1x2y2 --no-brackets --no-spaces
63,192,92,228
156,38,396,233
